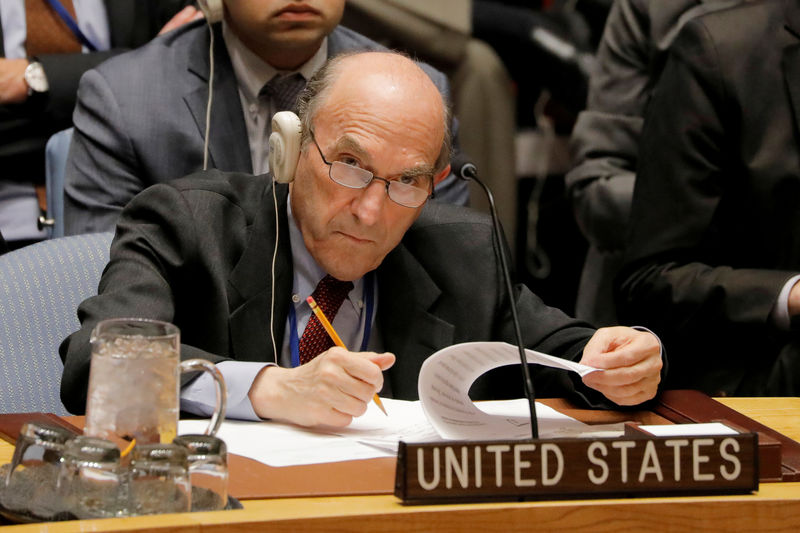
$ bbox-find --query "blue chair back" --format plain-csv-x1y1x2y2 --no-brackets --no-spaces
44,127,74,239
0,233,113,414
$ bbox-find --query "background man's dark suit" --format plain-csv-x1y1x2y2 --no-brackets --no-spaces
0,0,190,182
60,171,608,415
617,0,800,396
565,0,744,327
63,20,464,235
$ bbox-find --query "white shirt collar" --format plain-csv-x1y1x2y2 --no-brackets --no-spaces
286,192,364,310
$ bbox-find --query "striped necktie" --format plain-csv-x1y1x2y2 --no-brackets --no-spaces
259,73,306,113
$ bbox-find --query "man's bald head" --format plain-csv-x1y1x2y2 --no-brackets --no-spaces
296,51,452,173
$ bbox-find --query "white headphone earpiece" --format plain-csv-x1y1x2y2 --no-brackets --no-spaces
269,111,302,184
267,111,301,363
198,0,224,23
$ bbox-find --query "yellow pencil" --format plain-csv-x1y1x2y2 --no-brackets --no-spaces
307,295,388,416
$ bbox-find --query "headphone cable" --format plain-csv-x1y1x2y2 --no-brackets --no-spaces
202,20,215,170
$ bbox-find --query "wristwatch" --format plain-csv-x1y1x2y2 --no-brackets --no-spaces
23,61,49,96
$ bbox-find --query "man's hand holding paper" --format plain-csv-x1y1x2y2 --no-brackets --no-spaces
579,327,663,406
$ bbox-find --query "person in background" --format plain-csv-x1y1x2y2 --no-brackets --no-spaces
0,0,197,249
617,0,800,396
565,0,746,327
63,0,469,236
61,51,664,426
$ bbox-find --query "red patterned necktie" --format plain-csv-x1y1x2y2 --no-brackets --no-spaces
298,275,354,364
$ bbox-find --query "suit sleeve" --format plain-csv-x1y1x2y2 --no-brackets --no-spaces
37,50,119,125
59,182,232,414
565,0,649,251
616,18,791,337
63,68,147,234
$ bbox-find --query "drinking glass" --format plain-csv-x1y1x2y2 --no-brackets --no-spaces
174,434,228,511
128,443,191,515
85,318,226,447
57,436,123,519
2,422,74,518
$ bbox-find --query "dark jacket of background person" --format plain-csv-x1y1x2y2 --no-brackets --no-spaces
565,0,745,326
59,171,618,415
0,0,191,190
617,0,800,396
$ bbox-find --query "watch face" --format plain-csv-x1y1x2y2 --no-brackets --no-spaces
25,62,49,93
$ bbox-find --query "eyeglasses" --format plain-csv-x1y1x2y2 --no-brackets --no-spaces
310,130,433,208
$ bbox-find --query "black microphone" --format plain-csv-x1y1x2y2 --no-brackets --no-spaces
453,153,539,439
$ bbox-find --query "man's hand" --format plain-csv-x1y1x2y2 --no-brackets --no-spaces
579,327,662,406
248,348,396,427
158,5,205,36
0,58,30,104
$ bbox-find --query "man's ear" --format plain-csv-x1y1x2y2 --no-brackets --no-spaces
433,164,451,186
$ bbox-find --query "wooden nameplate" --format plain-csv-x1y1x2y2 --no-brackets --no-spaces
655,390,800,481
395,432,758,504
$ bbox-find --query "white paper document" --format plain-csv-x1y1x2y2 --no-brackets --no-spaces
180,398,623,467
179,417,394,467
417,341,604,439
179,342,618,467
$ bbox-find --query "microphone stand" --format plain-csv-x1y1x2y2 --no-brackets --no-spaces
459,162,539,439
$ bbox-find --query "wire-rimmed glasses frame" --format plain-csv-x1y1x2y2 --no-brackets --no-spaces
309,130,433,208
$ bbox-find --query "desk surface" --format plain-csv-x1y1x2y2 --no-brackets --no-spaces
3,397,800,532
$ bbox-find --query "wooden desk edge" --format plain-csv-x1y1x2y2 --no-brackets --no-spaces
4,483,800,532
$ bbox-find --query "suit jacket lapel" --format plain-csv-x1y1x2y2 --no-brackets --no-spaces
378,243,454,400
184,24,252,173
326,27,347,58
227,182,293,363
783,0,800,141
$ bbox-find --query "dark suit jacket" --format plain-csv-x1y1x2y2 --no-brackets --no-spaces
617,0,800,396
63,20,466,235
565,0,744,326
59,171,610,415
0,0,190,181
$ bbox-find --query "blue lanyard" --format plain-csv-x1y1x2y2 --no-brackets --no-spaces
45,0,99,52
288,272,375,367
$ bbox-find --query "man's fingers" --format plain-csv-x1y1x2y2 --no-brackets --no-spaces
368,352,395,371
158,6,203,36
325,349,393,388
583,365,661,406
585,373,662,406
583,353,662,388
579,327,663,406
581,327,661,369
